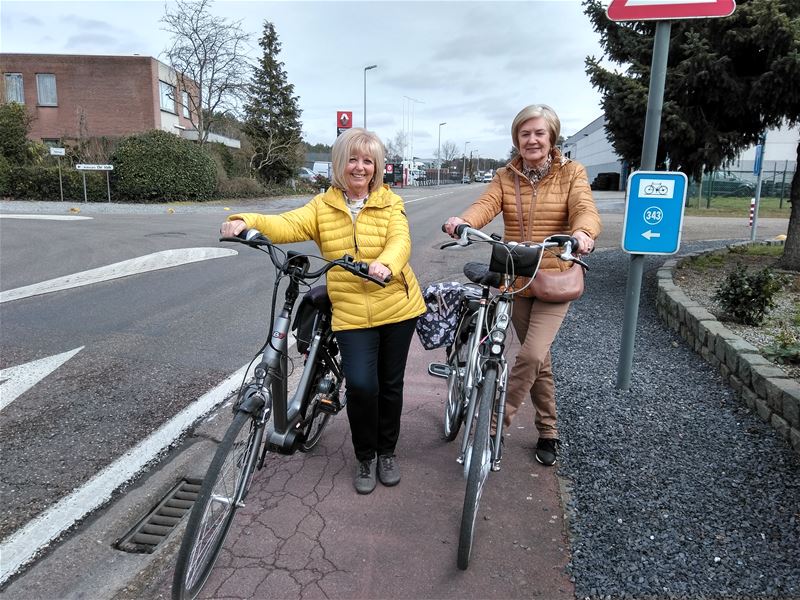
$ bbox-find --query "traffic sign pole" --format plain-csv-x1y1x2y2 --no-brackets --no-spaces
616,20,672,391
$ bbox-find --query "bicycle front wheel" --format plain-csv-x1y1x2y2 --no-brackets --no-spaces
172,411,264,600
457,365,497,570
444,332,470,442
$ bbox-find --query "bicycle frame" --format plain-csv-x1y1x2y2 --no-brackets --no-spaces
456,283,513,473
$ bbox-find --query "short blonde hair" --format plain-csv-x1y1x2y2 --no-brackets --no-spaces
331,128,386,194
511,104,561,149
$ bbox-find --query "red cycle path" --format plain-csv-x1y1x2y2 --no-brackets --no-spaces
151,336,574,600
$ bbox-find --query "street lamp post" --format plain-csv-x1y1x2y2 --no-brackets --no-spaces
363,64,377,128
437,122,446,186
462,141,470,180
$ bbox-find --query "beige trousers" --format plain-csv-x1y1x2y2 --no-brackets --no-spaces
502,296,570,439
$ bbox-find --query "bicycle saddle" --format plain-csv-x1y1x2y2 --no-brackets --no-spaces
463,262,502,288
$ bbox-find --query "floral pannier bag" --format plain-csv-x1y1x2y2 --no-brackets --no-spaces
415,282,466,350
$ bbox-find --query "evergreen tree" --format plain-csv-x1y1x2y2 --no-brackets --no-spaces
583,0,800,268
243,21,303,184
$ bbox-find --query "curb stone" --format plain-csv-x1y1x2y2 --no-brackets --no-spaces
656,241,800,455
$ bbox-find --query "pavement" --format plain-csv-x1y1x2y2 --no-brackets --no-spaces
1,195,793,600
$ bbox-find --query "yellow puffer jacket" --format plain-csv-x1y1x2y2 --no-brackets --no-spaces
460,150,602,275
229,184,426,332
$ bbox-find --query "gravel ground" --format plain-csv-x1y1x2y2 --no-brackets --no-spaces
553,241,800,600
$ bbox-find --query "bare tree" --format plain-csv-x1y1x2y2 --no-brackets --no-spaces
161,0,250,145
385,131,408,162
441,140,458,162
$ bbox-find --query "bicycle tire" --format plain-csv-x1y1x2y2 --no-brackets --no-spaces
444,324,471,441
172,410,263,600
457,365,497,570
299,360,334,452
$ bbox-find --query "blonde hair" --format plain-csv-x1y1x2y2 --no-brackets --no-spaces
511,104,561,149
331,128,386,194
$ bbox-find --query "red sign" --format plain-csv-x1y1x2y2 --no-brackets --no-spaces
386,164,393,173
337,111,352,129
607,0,735,21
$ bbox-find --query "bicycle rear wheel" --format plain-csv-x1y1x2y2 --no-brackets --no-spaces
457,365,496,570
299,360,336,452
172,411,264,600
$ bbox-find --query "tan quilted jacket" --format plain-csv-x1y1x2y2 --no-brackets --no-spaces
460,150,602,275
229,185,426,331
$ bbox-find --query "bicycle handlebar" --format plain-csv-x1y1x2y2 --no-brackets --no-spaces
220,229,389,286
440,224,588,270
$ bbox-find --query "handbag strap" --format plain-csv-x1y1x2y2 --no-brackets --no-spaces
514,174,538,242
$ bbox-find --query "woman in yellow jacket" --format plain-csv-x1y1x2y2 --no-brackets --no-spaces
221,128,426,495
444,104,601,467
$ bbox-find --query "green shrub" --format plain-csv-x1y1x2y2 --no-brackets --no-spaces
111,130,217,202
0,154,10,196
6,165,108,201
0,102,32,165
712,263,789,326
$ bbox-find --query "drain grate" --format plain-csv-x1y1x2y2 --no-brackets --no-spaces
115,477,202,553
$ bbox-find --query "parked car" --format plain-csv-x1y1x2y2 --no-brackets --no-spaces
482,172,493,183
461,176,471,184
297,167,315,182
691,172,755,197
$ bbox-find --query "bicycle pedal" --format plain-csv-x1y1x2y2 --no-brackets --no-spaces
428,363,450,379
318,397,343,414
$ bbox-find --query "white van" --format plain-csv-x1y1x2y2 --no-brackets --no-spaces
312,161,332,178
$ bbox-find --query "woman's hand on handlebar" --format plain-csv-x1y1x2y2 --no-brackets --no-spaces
368,261,392,282
572,230,595,255
220,218,247,238
443,217,467,238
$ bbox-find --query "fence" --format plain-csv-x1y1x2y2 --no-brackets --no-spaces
689,167,795,208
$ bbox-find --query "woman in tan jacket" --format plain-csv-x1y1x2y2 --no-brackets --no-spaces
221,128,426,494
444,104,601,466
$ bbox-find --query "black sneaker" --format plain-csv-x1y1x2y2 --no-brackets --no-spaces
355,457,377,494
535,438,560,466
377,454,401,486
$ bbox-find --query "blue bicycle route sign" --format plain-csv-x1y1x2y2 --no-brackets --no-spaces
621,170,688,255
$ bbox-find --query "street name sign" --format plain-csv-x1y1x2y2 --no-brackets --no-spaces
607,0,736,21
49,147,65,156
621,170,687,255
76,164,113,171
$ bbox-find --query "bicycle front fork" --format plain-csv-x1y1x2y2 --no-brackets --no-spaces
491,362,508,472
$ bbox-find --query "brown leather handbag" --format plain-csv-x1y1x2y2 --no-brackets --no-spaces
512,174,585,303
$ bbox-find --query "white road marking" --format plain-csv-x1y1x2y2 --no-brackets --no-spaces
0,362,251,585
403,190,458,204
0,214,93,221
0,248,238,304
0,347,84,411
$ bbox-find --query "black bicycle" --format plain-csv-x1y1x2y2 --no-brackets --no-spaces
172,229,386,600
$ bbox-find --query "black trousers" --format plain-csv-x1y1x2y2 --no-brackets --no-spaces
335,317,418,462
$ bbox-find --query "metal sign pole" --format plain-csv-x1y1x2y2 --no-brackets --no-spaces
616,20,672,390
106,172,111,203
82,172,88,203
750,133,766,241
57,157,64,202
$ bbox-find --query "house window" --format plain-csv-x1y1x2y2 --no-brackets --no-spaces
4,73,24,103
36,74,58,106
159,80,176,113
182,90,190,119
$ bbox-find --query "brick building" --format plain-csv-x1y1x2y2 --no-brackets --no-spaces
0,53,239,148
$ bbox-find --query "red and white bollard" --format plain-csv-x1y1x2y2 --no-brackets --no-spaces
748,198,755,227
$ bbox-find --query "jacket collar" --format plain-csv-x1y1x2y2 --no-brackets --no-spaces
506,148,569,181
322,184,393,210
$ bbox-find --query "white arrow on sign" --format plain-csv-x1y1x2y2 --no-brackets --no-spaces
641,230,662,240
0,347,84,411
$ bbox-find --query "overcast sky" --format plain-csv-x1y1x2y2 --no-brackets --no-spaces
1,0,609,161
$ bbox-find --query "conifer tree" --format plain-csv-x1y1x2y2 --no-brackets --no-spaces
583,0,800,268
243,21,303,184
